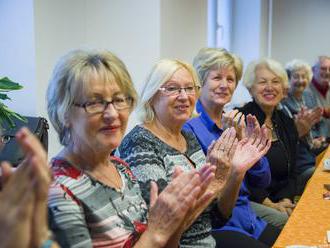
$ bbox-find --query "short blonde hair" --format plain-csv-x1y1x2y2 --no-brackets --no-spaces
47,49,137,146
137,59,199,123
243,58,288,90
193,47,243,86
285,59,313,83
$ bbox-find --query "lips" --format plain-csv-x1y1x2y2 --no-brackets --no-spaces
99,125,121,133
175,105,189,111
262,93,277,101
214,92,229,97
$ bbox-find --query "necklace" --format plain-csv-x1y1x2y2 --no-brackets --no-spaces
265,123,274,131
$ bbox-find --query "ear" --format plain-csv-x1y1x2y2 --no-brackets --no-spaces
63,112,71,128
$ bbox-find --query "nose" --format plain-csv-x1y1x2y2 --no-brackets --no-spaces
218,80,228,88
177,88,189,98
103,103,119,120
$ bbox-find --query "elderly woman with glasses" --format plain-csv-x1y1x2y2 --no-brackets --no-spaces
118,59,271,247
47,49,216,248
183,48,279,246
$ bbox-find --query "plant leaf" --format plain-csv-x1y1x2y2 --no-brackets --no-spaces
0,93,11,100
0,77,23,91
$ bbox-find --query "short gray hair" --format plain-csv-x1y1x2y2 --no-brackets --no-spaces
137,59,199,123
243,58,288,90
285,59,313,83
193,47,243,87
47,49,137,146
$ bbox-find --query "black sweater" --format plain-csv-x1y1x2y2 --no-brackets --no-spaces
238,101,298,202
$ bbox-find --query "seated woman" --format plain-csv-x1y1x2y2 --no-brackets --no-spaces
183,47,280,246
238,58,301,226
118,59,271,248
46,49,215,248
0,127,58,248
283,59,324,152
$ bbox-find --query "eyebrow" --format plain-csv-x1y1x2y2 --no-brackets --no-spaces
165,81,195,85
87,91,124,99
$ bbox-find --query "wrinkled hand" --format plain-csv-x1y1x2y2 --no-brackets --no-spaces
178,164,216,230
0,160,35,248
221,110,245,140
272,198,295,216
17,128,52,248
206,128,237,193
231,124,271,175
147,168,206,246
295,107,322,137
0,128,52,248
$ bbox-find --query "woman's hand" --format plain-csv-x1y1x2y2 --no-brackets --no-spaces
0,128,53,248
231,123,271,176
221,110,245,140
145,168,206,247
177,164,216,231
206,127,237,193
295,107,323,137
0,160,35,248
16,128,52,248
263,197,295,216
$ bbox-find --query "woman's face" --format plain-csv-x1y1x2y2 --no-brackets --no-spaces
289,68,309,95
251,65,284,111
200,66,237,109
68,75,130,153
152,68,197,128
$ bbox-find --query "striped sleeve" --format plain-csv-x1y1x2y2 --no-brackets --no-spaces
48,182,92,248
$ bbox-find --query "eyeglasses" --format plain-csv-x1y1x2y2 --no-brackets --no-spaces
158,85,200,96
74,95,133,114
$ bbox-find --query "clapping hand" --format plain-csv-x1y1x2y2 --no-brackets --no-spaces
145,164,215,247
0,128,53,248
221,110,245,140
294,106,323,138
231,123,271,175
206,127,238,194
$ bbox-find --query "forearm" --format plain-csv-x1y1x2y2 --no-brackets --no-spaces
216,169,244,218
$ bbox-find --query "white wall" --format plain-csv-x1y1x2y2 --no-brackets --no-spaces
1,0,207,158
0,0,37,115
160,0,207,62
34,0,163,157
271,0,330,65
227,0,268,108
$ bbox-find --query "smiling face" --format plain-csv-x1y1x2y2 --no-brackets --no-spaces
68,74,130,153
200,66,237,109
151,68,197,128
289,68,309,96
251,65,284,112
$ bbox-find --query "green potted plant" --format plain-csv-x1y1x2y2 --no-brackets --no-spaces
0,77,26,128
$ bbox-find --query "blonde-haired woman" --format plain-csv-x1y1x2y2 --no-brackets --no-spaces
119,58,271,247
47,49,215,248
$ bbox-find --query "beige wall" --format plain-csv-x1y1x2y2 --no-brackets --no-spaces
160,0,207,62
33,0,207,157
271,0,330,64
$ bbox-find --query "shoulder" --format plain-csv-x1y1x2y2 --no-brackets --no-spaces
119,126,157,154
